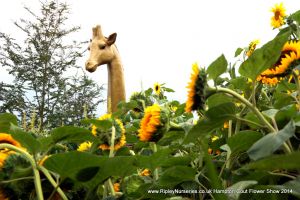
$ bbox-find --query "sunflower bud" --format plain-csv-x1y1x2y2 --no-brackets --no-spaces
91,114,126,151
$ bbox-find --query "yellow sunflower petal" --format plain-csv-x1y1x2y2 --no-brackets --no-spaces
138,104,161,142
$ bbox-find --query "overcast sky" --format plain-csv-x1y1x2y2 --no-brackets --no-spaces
0,0,299,113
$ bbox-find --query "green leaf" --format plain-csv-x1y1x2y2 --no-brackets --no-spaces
81,119,112,131
85,156,137,189
49,126,96,143
163,87,175,93
184,102,236,144
206,54,228,80
157,130,185,146
158,166,196,187
244,151,300,170
234,47,244,57
262,109,279,119
205,102,236,120
207,93,233,108
161,156,192,168
227,180,257,200
247,121,295,160
289,10,300,24
44,151,105,180
239,31,291,80
9,124,41,155
227,131,263,156
45,151,137,188
0,113,18,133
229,77,250,91
137,149,172,171
282,177,300,198
184,119,222,144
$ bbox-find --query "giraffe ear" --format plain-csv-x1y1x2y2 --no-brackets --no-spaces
106,33,117,46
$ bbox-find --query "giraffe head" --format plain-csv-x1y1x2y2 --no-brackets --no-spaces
85,25,117,72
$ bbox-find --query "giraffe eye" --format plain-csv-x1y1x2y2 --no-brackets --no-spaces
87,46,90,51
99,45,106,50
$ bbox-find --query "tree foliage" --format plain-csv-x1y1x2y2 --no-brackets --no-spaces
0,1,104,130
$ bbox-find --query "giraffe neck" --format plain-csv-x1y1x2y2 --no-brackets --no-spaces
107,45,126,113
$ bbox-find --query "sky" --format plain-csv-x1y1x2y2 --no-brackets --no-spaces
0,0,299,114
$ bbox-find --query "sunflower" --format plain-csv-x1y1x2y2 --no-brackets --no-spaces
270,3,286,28
246,39,260,57
77,141,92,152
138,104,165,142
139,168,151,176
0,189,8,200
257,40,300,85
185,63,207,113
91,114,126,151
153,82,161,95
0,133,22,148
113,183,120,192
0,152,9,168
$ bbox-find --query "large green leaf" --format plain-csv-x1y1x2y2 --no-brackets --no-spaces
44,151,105,180
84,156,138,189
158,166,196,188
207,93,233,108
244,151,300,170
157,130,185,146
247,120,295,160
206,54,228,81
94,156,137,181
227,131,263,156
184,102,236,144
81,119,112,131
289,10,300,24
262,109,279,119
183,119,223,144
49,126,96,144
9,124,41,155
0,113,18,133
205,102,236,120
226,180,257,200
136,148,172,171
239,31,290,80
268,178,300,198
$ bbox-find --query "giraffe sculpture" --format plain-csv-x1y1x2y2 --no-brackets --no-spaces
85,25,126,113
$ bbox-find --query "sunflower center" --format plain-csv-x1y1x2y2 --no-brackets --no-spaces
0,140,14,145
155,86,159,91
274,11,281,20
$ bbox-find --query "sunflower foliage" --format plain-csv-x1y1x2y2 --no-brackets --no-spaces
1,4,300,200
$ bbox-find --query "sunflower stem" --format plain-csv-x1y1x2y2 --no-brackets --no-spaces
170,121,183,131
109,126,116,158
38,166,68,200
293,70,300,111
251,80,257,107
209,87,292,153
224,120,232,188
0,144,44,200
106,126,116,196
150,142,159,181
